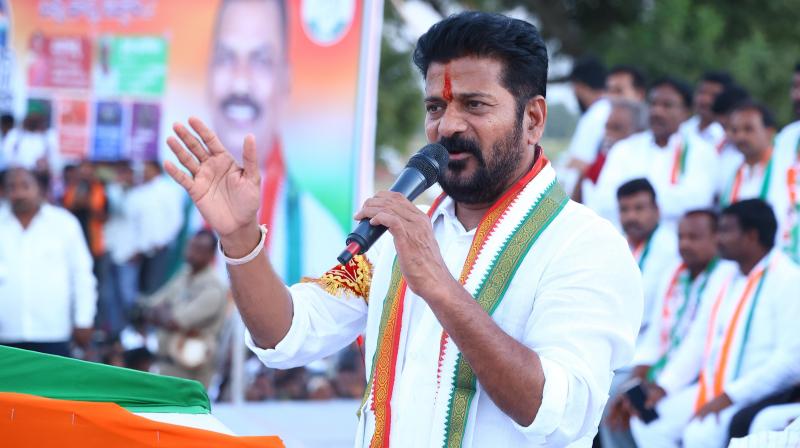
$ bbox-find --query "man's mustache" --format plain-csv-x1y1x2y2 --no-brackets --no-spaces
220,95,262,119
438,135,484,164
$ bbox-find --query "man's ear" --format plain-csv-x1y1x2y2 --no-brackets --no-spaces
525,96,547,145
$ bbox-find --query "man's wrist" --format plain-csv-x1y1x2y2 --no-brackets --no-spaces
220,223,263,259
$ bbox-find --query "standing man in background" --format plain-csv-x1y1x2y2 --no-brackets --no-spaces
560,55,611,195
0,168,96,356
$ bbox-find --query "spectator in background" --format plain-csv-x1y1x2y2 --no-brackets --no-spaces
603,210,731,448
616,179,679,338
681,71,734,148
560,55,611,195
1,112,60,175
720,103,792,236
0,168,96,357
101,161,147,339
142,230,227,388
63,161,108,260
0,113,14,138
578,99,648,202
711,84,750,196
606,64,647,102
632,199,800,448
590,77,717,229
138,160,185,295
774,62,800,263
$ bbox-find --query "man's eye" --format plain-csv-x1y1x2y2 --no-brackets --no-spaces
426,104,442,113
467,101,484,108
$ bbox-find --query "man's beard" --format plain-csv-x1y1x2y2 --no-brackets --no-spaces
437,121,524,204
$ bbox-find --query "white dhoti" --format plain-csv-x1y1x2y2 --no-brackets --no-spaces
630,384,742,448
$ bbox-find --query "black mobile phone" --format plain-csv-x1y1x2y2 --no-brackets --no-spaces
624,382,659,424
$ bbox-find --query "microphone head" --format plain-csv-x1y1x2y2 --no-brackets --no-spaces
407,143,449,188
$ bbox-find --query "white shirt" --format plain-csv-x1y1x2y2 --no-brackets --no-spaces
135,174,186,251
633,259,735,366
247,198,642,447
775,120,800,163
104,183,149,264
715,142,744,197
633,225,680,333
566,97,612,164
774,121,800,261
586,130,717,229
680,115,726,149
1,128,61,172
657,250,800,407
0,203,97,342
718,154,793,244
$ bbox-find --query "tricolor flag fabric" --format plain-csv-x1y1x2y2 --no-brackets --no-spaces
0,346,283,447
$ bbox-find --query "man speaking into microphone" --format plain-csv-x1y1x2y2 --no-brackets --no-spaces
165,12,642,447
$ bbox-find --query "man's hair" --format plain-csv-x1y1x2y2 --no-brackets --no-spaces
731,100,777,129
569,55,607,90
616,178,657,203
721,199,777,250
611,99,648,132
0,113,14,128
214,0,288,54
683,209,719,232
711,84,750,115
194,229,219,250
700,70,734,88
650,77,693,109
609,64,647,92
413,11,549,113
3,167,48,192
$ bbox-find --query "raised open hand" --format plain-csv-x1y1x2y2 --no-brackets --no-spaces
165,117,261,238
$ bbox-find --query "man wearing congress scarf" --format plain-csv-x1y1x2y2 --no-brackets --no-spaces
630,199,800,448
165,12,642,447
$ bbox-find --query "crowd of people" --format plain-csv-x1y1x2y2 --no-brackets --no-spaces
560,57,800,446
0,122,365,403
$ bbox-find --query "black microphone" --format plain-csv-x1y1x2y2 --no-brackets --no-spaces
337,143,449,265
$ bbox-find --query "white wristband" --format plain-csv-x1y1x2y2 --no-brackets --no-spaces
219,224,268,265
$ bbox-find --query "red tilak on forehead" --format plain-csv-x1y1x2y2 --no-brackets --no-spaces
442,67,453,102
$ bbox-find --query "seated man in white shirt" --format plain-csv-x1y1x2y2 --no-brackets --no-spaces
589,77,717,229
631,199,800,448
680,71,733,149
0,168,97,357
721,102,793,238
616,178,679,331
164,12,643,447
577,99,647,202
603,209,730,447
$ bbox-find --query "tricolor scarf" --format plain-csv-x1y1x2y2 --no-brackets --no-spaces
361,153,568,448
694,256,772,411
647,259,718,381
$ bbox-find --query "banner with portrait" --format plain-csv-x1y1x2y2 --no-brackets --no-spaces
4,0,382,281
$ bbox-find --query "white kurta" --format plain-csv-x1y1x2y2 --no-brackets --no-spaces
634,225,680,334
715,142,744,198
717,153,794,245
774,121,800,262
632,259,735,367
247,197,643,447
585,130,717,230
680,116,725,149
0,204,97,342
